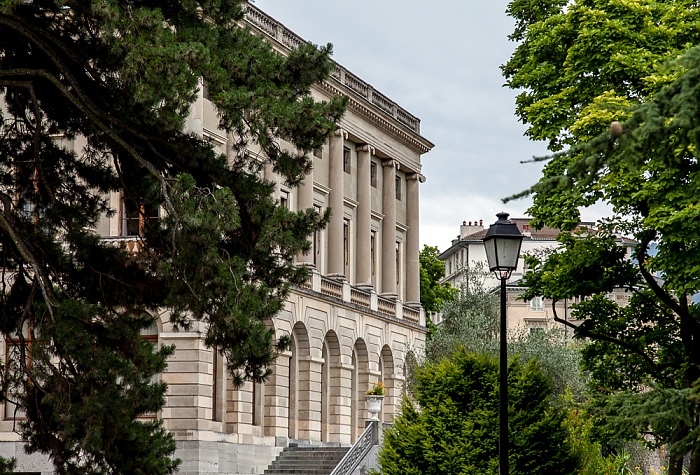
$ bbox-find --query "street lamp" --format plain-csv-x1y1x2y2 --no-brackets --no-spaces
482,212,523,475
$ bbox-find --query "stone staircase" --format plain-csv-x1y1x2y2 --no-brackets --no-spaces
262,446,350,475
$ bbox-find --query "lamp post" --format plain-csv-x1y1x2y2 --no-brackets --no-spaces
482,212,523,475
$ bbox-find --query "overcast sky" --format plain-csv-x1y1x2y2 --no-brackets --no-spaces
254,1,554,252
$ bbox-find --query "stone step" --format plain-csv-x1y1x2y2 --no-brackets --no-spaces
262,446,349,475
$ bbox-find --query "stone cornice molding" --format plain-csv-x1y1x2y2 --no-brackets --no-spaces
382,159,400,169
242,4,434,156
322,81,433,155
356,144,375,155
371,210,385,222
313,182,331,196
406,173,426,183
343,197,359,209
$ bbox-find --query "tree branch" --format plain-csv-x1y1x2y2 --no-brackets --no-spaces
550,299,676,375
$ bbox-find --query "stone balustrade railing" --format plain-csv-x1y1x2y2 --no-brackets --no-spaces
329,420,379,475
300,269,424,325
243,4,421,134
102,236,142,254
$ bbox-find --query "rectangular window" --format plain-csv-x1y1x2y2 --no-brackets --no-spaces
313,205,322,267
280,190,290,209
5,322,33,420
121,194,159,237
370,162,377,188
343,146,351,174
371,231,377,285
202,78,209,100
530,296,544,312
344,219,351,277
395,175,402,201
396,241,401,286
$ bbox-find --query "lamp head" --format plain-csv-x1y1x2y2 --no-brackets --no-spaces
482,212,523,280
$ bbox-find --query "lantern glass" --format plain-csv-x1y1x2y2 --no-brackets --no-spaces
482,212,523,279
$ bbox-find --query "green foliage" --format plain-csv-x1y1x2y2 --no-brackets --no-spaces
0,0,344,472
374,349,580,475
423,264,587,400
419,245,457,315
504,1,700,471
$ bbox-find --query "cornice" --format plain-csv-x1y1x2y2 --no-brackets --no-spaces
319,81,433,155
243,3,434,156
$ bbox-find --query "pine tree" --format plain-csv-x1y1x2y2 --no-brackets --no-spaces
0,0,345,472
375,349,580,475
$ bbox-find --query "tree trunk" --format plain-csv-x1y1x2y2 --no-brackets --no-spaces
689,450,700,475
668,454,684,475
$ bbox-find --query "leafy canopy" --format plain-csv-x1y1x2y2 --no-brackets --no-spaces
423,264,586,400
0,0,345,473
504,1,700,472
419,244,457,315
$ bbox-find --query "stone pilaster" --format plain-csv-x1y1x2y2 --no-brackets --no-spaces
328,129,347,278
381,375,402,424
328,363,354,444
160,329,215,432
405,173,425,307
225,382,254,434
296,356,324,441
296,153,315,267
355,145,374,288
264,143,281,199
264,353,291,438
381,159,399,299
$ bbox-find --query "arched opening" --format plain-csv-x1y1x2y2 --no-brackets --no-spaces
321,331,341,443
379,345,394,423
352,339,370,439
288,322,310,440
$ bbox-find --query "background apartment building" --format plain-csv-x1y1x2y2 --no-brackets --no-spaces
438,218,634,333
0,4,433,475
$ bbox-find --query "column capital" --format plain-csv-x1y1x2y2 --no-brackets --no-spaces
356,144,375,154
406,173,426,183
333,128,349,139
381,159,400,169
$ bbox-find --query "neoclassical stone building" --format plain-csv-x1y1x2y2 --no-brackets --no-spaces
0,4,432,474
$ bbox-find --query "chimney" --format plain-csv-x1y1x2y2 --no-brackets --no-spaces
460,219,485,239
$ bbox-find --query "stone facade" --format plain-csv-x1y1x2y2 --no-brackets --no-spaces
0,4,432,474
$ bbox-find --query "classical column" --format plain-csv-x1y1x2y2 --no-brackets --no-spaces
296,153,315,266
406,173,425,307
264,161,280,198
381,159,399,299
328,129,347,278
184,77,204,137
355,145,374,288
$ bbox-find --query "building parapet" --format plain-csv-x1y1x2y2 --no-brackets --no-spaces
243,3,421,135
300,268,424,326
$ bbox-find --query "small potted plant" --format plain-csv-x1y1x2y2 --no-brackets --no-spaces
366,382,386,420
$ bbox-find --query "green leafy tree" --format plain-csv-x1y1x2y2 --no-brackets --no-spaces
0,0,345,473
424,264,586,399
374,349,580,475
504,1,700,471
419,245,457,315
